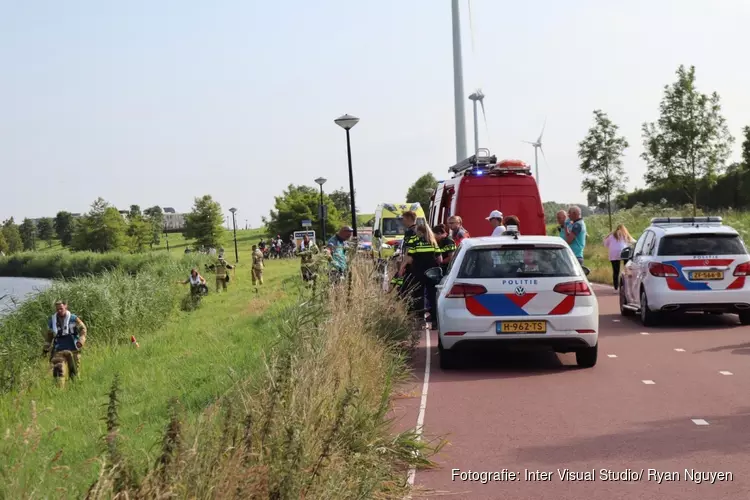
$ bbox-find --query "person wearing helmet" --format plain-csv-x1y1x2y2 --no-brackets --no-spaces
214,256,234,293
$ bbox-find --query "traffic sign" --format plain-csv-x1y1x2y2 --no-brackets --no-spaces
301,219,312,227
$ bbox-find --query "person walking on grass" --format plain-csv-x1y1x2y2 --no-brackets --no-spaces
298,233,319,284
44,300,87,385
326,226,353,283
604,224,635,290
214,256,234,293
252,244,264,285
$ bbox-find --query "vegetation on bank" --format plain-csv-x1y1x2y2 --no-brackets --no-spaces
1,258,435,498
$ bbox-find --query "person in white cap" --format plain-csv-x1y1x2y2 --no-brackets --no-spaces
486,210,506,236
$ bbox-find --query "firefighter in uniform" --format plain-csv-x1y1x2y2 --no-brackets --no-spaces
214,256,234,292
45,300,88,384
252,245,264,285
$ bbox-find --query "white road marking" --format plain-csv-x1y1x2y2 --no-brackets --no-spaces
607,354,618,358
612,319,620,323
719,371,733,375
640,332,650,335
692,419,710,426
674,348,685,352
642,380,655,384
406,328,431,488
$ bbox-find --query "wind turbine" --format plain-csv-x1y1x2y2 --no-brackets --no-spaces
468,90,487,155
451,0,468,161
523,119,547,187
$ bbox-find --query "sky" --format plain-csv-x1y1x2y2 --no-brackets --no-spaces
1,0,749,227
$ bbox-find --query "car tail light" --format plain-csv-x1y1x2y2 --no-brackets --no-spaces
734,262,750,276
552,281,591,296
576,329,596,334
446,284,487,298
648,262,679,277
444,331,465,336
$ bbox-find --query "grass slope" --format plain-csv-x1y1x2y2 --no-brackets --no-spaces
1,259,300,497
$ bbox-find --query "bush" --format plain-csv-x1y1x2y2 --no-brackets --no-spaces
0,250,178,279
0,254,208,393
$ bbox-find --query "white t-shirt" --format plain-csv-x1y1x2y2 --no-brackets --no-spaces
491,225,507,236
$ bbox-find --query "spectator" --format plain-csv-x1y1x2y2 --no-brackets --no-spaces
555,210,569,238
326,226,353,282
563,206,587,265
604,224,635,290
447,216,470,246
486,210,506,236
503,215,520,234
432,224,456,272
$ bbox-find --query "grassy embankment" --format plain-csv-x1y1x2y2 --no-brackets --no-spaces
571,205,750,285
1,241,434,497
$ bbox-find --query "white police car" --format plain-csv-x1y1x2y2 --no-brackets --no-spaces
619,216,750,326
426,231,599,369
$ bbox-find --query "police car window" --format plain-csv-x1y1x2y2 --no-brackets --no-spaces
658,234,747,256
643,231,657,256
458,246,579,279
633,232,648,256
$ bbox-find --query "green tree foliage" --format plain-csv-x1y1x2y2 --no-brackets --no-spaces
183,195,225,248
742,126,750,170
143,206,164,247
641,65,734,215
127,216,153,253
328,188,358,223
1,219,23,254
54,211,76,247
264,185,341,240
129,205,142,218
36,218,55,247
405,173,438,211
19,218,37,251
578,110,629,231
542,202,592,224
0,231,7,254
73,198,130,252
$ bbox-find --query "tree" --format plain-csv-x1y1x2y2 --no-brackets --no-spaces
741,126,750,170
405,173,438,210
127,216,153,253
1,218,23,254
129,205,142,218
37,218,54,247
73,198,129,252
183,195,225,248
264,184,341,240
143,206,164,247
54,211,76,247
578,110,629,231
19,218,37,251
0,231,7,254
328,188,358,222
641,65,734,215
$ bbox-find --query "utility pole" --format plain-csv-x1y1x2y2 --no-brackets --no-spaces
451,0,468,162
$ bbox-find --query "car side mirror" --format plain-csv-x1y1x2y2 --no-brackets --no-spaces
425,267,443,285
374,229,381,238
620,247,633,261
582,266,591,276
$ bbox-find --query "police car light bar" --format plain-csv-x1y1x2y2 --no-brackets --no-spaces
448,148,497,174
650,216,723,225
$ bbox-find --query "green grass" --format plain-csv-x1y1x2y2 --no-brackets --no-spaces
0,258,300,497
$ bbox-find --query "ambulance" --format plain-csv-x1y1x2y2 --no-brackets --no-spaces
428,148,545,237
372,202,427,247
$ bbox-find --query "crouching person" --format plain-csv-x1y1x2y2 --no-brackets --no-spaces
44,300,87,387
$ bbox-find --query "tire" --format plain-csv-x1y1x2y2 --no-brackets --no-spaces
739,311,750,326
640,289,659,327
438,337,457,370
619,281,635,316
576,343,598,368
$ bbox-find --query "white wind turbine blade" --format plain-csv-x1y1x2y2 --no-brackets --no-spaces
537,117,547,144
478,93,489,136
540,145,549,169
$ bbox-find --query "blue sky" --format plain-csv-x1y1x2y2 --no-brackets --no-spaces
1,0,749,226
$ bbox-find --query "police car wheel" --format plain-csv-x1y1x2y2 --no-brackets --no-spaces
739,311,750,326
640,290,659,326
438,339,457,370
575,343,598,368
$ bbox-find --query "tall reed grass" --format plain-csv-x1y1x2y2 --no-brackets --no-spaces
0,254,207,393
78,259,437,499
0,250,177,279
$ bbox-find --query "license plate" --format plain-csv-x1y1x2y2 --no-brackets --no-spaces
497,321,547,334
689,271,724,281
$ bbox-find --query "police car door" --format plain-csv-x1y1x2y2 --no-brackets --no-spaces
629,230,655,304
625,231,650,305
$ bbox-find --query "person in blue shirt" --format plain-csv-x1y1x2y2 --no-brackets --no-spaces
326,226,353,282
562,206,586,264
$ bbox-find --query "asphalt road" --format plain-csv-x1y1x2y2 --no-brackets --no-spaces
398,283,750,499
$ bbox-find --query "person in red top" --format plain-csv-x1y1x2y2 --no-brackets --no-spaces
447,215,470,246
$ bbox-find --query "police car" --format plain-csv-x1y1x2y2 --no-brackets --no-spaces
425,229,599,369
619,216,750,326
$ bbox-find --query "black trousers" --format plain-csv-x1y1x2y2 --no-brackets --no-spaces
611,260,622,289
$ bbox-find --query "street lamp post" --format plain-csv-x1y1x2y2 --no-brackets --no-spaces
164,222,170,252
229,208,238,263
314,177,327,244
334,114,360,237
